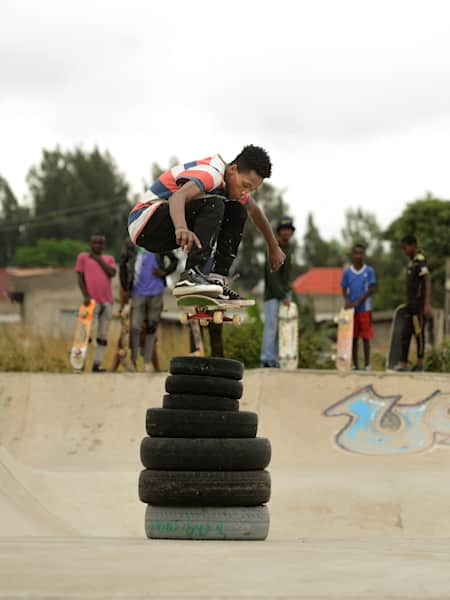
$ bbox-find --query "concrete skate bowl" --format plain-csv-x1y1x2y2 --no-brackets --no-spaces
1,369,450,539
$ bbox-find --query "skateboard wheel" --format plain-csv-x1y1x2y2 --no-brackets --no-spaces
213,311,223,324
232,314,241,326
199,319,209,327
179,313,189,325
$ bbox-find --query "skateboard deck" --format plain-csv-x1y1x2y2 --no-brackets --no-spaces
70,300,96,372
278,302,298,370
111,303,133,371
335,308,355,371
387,304,408,370
177,294,254,326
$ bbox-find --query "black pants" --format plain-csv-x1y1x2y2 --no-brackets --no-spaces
137,197,247,276
400,309,426,362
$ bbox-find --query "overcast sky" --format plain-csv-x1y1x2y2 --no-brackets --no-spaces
2,0,450,241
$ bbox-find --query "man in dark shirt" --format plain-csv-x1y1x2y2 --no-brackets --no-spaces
397,234,431,372
260,216,295,368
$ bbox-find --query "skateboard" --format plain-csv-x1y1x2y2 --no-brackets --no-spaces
111,303,133,371
335,308,355,371
278,302,298,370
177,294,255,326
387,304,408,370
70,300,96,372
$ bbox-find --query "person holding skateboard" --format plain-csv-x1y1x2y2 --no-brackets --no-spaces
75,234,117,372
260,216,295,368
395,235,431,372
341,244,377,370
118,238,178,372
128,145,285,301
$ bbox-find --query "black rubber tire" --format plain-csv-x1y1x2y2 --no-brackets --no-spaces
139,469,271,506
140,437,271,470
165,374,243,400
145,505,270,540
162,393,239,412
170,356,244,380
146,408,257,438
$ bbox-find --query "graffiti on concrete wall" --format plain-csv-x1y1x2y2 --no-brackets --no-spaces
324,385,450,455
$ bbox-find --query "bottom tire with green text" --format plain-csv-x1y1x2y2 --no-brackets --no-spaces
145,505,269,540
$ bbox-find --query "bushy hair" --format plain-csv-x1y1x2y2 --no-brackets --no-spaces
352,243,366,252
231,145,272,179
401,234,417,245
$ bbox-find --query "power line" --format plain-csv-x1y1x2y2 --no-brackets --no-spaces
0,200,132,233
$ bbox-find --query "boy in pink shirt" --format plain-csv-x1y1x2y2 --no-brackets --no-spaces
75,234,117,372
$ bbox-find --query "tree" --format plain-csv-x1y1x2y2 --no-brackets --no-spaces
147,156,179,188
14,239,89,267
341,208,384,257
302,213,343,268
24,147,132,255
0,175,29,266
385,196,450,307
231,182,297,290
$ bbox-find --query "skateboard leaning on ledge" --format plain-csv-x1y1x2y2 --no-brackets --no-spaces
177,294,254,326
278,302,298,370
335,307,354,371
70,300,96,372
387,304,408,371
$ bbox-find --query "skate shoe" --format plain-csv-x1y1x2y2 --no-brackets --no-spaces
173,267,223,297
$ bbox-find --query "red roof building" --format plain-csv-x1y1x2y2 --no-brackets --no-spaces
292,267,343,296
291,267,344,320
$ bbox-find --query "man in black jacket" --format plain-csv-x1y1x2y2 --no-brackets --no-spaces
396,235,431,372
260,217,295,368
119,238,178,371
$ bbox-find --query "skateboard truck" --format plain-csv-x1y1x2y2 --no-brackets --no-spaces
176,294,252,327
179,309,241,326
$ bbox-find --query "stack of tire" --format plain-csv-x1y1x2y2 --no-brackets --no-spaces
139,356,271,541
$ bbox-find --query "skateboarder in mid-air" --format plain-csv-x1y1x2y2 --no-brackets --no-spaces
341,244,377,370
128,145,286,300
395,235,431,372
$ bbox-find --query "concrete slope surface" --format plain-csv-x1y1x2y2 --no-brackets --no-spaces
1,370,450,599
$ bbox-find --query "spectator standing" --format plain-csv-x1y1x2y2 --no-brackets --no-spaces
396,235,431,372
75,234,117,372
119,238,177,372
260,217,295,368
341,244,377,370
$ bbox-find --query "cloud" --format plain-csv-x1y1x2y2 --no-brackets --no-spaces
2,0,450,240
